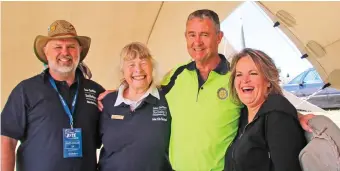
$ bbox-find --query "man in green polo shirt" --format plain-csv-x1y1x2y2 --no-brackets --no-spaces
160,9,240,171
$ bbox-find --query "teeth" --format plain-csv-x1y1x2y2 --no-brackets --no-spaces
58,56,72,62
59,58,70,62
242,87,254,92
132,76,146,80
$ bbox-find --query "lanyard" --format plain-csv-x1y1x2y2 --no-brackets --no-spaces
49,76,79,129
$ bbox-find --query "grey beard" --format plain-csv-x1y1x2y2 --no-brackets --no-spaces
49,61,79,76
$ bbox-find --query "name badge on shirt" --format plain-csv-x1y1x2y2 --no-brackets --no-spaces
111,114,124,120
63,128,82,158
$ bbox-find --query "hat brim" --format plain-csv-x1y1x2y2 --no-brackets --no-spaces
34,35,91,64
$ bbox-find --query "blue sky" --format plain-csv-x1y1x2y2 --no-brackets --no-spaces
220,1,312,81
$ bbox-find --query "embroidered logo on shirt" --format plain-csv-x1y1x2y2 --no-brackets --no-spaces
111,115,124,120
84,88,97,106
152,106,167,121
217,87,228,100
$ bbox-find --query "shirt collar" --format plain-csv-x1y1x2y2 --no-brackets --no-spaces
114,83,160,107
186,53,230,75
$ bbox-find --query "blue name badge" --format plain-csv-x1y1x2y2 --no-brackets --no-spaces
63,128,82,158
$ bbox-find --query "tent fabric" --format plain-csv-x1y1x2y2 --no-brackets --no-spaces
257,2,340,89
1,1,339,110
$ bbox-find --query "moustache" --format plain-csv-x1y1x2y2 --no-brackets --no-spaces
58,55,73,60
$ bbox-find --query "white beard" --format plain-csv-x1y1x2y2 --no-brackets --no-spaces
49,56,80,75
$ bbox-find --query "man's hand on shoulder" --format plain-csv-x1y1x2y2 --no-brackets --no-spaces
97,90,115,111
298,113,316,132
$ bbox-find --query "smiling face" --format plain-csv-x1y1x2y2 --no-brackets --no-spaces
185,17,223,63
234,55,270,108
122,57,153,92
44,38,81,75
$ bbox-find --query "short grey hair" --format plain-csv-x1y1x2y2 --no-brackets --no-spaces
187,9,221,32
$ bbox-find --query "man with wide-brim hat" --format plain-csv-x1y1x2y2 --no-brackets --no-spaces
1,20,105,171
34,20,91,64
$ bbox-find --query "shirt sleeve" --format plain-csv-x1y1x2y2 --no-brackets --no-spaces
160,68,176,87
160,65,188,95
97,84,106,94
96,84,106,148
1,82,27,140
266,111,306,171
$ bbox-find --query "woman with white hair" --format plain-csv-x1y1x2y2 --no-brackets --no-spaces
98,42,172,171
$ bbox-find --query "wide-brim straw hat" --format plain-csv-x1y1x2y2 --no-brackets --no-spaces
34,20,91,64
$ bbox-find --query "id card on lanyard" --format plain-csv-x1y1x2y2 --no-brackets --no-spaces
49,76,83,158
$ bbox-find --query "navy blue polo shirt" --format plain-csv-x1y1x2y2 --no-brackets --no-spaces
98,89,171,171
1,69,105,171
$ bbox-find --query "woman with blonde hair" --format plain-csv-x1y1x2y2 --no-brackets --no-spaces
224,48,306,171
98,42,172,171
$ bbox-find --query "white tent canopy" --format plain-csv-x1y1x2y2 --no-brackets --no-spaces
1,1,339,109
259,2,340,90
